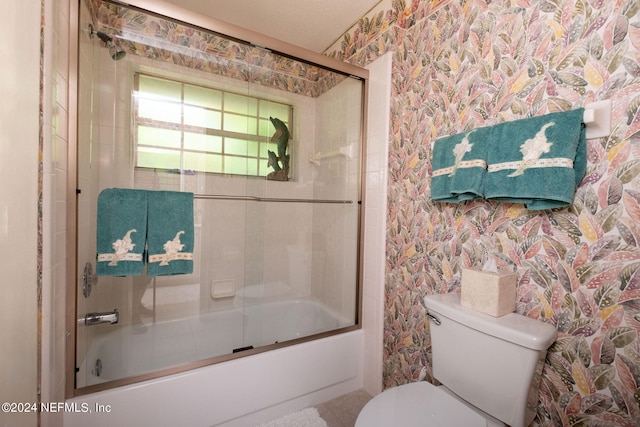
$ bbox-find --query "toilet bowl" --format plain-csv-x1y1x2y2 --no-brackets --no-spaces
356,293,557,427
356,382,504,427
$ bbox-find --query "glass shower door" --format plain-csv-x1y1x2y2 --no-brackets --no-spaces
72,0,365,394
237,71,364,351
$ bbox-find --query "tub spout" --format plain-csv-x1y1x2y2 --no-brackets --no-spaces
83,309,119,326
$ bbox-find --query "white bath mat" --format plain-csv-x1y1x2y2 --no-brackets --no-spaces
255,407,328,427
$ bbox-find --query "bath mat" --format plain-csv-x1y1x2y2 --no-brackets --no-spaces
255,407,328,427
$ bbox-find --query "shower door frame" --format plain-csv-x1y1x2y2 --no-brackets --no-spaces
65,0,369,398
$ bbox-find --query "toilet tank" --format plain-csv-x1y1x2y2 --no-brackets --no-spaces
424,293,557,427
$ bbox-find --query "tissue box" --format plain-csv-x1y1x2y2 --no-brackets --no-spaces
460,268,517,317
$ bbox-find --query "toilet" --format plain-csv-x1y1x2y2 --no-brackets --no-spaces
356,293,557,427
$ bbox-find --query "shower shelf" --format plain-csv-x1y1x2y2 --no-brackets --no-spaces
309,144,354,166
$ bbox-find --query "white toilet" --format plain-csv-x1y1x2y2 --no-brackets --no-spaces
356,293,557,427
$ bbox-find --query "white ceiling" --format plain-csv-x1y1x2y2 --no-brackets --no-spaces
162,0,381,53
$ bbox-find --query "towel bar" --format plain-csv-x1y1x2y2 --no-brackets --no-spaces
193,194,354,204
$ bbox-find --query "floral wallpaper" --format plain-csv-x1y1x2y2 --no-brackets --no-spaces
87,0,346,97
329,0,640,425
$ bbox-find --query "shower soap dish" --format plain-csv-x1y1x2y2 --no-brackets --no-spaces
211,279,235,299
460,268,517,317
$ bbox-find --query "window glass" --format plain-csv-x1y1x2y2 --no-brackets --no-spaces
184,106,221,129
184,85,222,109
138,75,182,101
184,133,222,152
224,113,258,134
137,147,181,169
259,100,289,119
134,73,291,177
224,156,249,175
225,93,258,115
225,138,249,156
183,152,223,173
138,126,182,149
138,98,182,124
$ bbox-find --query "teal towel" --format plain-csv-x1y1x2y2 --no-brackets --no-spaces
431,126,490,202
484,109,586,210
96,188,147,276
146,191,194,276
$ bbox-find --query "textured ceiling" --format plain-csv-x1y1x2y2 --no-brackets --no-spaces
160,0,381,53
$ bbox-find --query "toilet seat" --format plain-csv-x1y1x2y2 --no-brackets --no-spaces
356,382,495,427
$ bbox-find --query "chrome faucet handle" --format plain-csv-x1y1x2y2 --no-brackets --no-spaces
82,262,98,298
82,309,119,326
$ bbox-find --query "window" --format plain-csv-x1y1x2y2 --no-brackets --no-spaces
133,73,292,177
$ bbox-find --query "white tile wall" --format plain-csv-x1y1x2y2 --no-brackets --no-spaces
40,0,72,425
311,77,363,320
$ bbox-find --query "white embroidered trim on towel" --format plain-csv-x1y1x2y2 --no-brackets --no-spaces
148,252,193,265
148,231,193,266
488,158,574,173
97,253,143,265
432,159,488,177
98,228,142,266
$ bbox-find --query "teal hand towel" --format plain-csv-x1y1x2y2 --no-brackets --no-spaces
484,109,586,210
96,188,147,276
431,126,490,202
146,191,194,276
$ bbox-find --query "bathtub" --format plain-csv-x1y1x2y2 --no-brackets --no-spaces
66,298,364,427
81,298,353,385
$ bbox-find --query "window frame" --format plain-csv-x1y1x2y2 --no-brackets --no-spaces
132,72,293,177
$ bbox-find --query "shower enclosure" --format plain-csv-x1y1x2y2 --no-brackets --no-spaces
69,0,367,394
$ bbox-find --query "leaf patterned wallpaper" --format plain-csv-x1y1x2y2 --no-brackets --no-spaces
327,0,640,425
88,0,346,98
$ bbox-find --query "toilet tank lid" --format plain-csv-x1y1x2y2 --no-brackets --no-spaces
424,293,557,350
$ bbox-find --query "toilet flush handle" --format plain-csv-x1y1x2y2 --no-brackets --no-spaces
427,312,441,326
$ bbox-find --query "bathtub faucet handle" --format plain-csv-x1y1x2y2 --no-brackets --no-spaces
82,309,119,326
82,262,98,298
